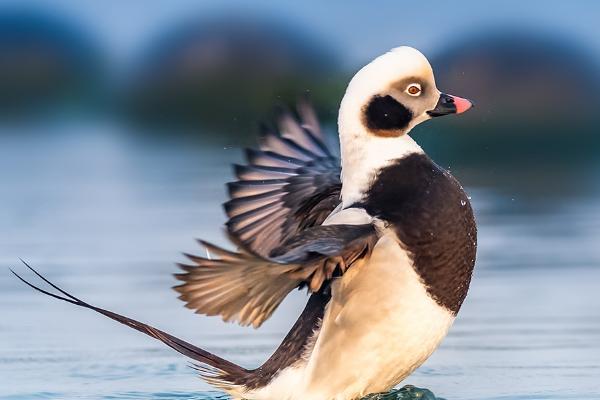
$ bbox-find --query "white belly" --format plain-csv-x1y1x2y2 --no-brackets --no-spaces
245,233,454,400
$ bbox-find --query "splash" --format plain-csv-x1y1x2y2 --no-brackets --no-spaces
362,385,445,400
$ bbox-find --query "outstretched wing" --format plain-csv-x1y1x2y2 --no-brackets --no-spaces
174,223,378,328
224,100,341,258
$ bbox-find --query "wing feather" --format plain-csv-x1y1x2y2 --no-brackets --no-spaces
224,100,341,258
175,100,348,327
174,224,378,327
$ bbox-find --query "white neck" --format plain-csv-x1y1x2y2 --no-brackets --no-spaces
337,96,424,208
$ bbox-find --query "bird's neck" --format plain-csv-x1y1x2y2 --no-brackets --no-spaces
338,101,423,208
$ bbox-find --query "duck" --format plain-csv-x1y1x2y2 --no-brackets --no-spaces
13,46,476,400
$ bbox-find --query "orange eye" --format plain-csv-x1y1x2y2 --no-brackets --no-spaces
406,84,421,96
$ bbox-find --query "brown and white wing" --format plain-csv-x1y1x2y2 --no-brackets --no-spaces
224,99,341,258
174,224,378,328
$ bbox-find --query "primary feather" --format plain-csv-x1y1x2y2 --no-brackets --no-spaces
224,100,342,258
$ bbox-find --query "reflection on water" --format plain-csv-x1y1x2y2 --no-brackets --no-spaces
1,125,600,399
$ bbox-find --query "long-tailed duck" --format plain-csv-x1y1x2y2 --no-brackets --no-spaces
13,46,476,400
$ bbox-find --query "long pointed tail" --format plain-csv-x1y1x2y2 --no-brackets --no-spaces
10,260,251,390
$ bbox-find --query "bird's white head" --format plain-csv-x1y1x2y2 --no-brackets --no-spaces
338,46,473,206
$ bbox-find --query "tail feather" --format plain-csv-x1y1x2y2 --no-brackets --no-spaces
10,260,251,389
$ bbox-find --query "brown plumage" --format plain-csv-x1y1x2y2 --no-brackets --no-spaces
173,224,378,328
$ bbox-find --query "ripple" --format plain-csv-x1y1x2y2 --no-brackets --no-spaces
100,391,227,400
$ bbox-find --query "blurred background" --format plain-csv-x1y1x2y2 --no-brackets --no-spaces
1,1,600,399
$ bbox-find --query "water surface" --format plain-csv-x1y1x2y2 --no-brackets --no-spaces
1,126,600,399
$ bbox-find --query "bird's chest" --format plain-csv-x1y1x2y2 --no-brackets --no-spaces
363,154,477,314
298,234,454,400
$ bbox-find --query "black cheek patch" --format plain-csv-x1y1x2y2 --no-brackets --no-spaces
364,95,413,131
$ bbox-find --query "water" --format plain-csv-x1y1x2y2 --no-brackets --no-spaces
1,125,600,399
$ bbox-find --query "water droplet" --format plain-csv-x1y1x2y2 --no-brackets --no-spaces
460,200,466,206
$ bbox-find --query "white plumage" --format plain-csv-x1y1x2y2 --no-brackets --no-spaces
244,230,454,400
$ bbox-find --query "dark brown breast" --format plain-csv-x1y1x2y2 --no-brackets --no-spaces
362,153,477,315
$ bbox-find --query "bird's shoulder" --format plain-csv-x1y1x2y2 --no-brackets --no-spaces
361,152,477,314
